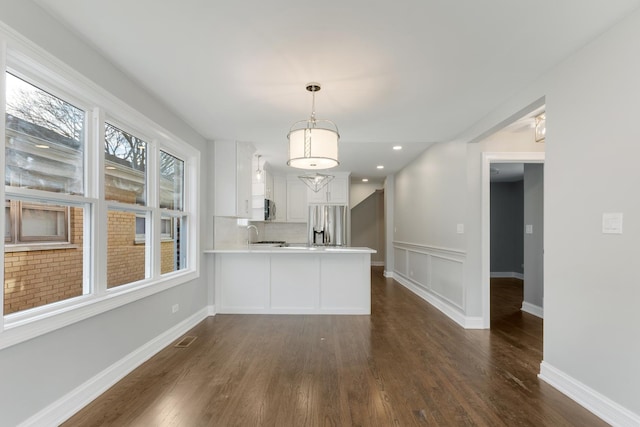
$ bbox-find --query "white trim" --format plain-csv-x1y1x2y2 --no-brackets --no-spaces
521,302,543,318
18,308,211,427
383,270,393,278
393,240,466,257
371,261,385,267
481,152,545,329
490,271,524,280
207,304,216,316
393,274,483,329
539,362,640,427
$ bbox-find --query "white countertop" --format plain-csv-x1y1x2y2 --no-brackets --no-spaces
205,246,376,254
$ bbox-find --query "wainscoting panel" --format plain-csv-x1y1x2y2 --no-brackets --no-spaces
394,247,407,277
407,250,430,290
430,256,464,309
393,242,467,326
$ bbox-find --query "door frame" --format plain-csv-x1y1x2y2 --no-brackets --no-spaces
481,152,545,328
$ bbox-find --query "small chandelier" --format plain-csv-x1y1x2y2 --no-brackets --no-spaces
299,172,334,193
287,83,339,169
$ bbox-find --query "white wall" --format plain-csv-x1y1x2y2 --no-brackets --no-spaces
350,180,384,207
391,6,640,423
351,190,385,264
540,8,640,418
0,1,209,425
394,140,467,248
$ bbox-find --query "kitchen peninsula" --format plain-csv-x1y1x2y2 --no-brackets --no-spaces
205,246,376,315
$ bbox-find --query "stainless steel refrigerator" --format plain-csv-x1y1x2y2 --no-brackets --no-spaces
308,204,347,246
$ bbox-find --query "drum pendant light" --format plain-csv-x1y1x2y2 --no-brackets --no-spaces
287,83,339,170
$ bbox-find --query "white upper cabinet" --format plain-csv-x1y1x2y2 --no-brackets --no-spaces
251,160,274,221
273,174,287,222
307,173,350,205
214,140,255,218
286,177,308,222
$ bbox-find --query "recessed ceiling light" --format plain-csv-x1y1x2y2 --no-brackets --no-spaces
35,144,50,149
362,178,369,182
393,145,402,150
377,165,384,169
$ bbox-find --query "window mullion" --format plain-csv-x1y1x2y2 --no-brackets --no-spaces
93,107,107,296
148,142,160,280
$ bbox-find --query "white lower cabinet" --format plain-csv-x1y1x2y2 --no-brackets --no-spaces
214,251,372,314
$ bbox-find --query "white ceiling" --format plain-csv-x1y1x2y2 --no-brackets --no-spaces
33,0,640,179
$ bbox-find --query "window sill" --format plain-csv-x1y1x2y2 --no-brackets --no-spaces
5,243,78,252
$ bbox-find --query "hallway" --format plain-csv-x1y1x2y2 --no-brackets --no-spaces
64,269,606,426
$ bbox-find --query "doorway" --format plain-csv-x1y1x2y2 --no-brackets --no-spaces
481,152,544,328
488,162,544,326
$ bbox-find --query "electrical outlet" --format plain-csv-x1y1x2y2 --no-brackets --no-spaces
172,304,179,314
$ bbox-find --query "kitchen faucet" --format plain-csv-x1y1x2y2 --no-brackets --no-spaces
246,225,258,247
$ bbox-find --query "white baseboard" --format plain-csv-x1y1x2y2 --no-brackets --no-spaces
20,307,210,427
383,270,394,278
491,271,524,280
371,261,385,267
521,302,543,318
207,304,216,316
539,361,640,427
393,274,483,329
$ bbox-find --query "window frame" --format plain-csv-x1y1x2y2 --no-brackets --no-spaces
5,200,70,244
0,35,200,350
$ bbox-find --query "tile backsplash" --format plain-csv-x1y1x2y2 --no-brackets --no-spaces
262,222,307,244
213,217,307,249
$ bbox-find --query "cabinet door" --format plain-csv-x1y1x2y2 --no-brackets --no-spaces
327,177,348,204
273,175,286,222
236,142,253,218
307,185,328,203
264,170,274,200
286,180,307,222
307,176,349,204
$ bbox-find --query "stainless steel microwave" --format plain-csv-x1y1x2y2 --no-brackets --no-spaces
264,199,276,221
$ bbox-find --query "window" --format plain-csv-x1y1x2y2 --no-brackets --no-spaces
135,215,173,243
104,122,147,206
159,151,187,275
5,72,84,194
5,200,70,244
4,71,88,315
1,44,198,346
107,208,148,288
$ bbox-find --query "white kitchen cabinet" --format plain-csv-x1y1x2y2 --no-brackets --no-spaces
286,177,307,222
214,140,254,218
307,173,350,204
251,161,274,221
273,174,286,222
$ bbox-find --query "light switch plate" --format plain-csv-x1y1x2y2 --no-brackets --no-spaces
602,212,623,234
456,224,464,234
525,224,533,234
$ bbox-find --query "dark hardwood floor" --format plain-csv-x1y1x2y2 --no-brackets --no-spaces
63,270,607,426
